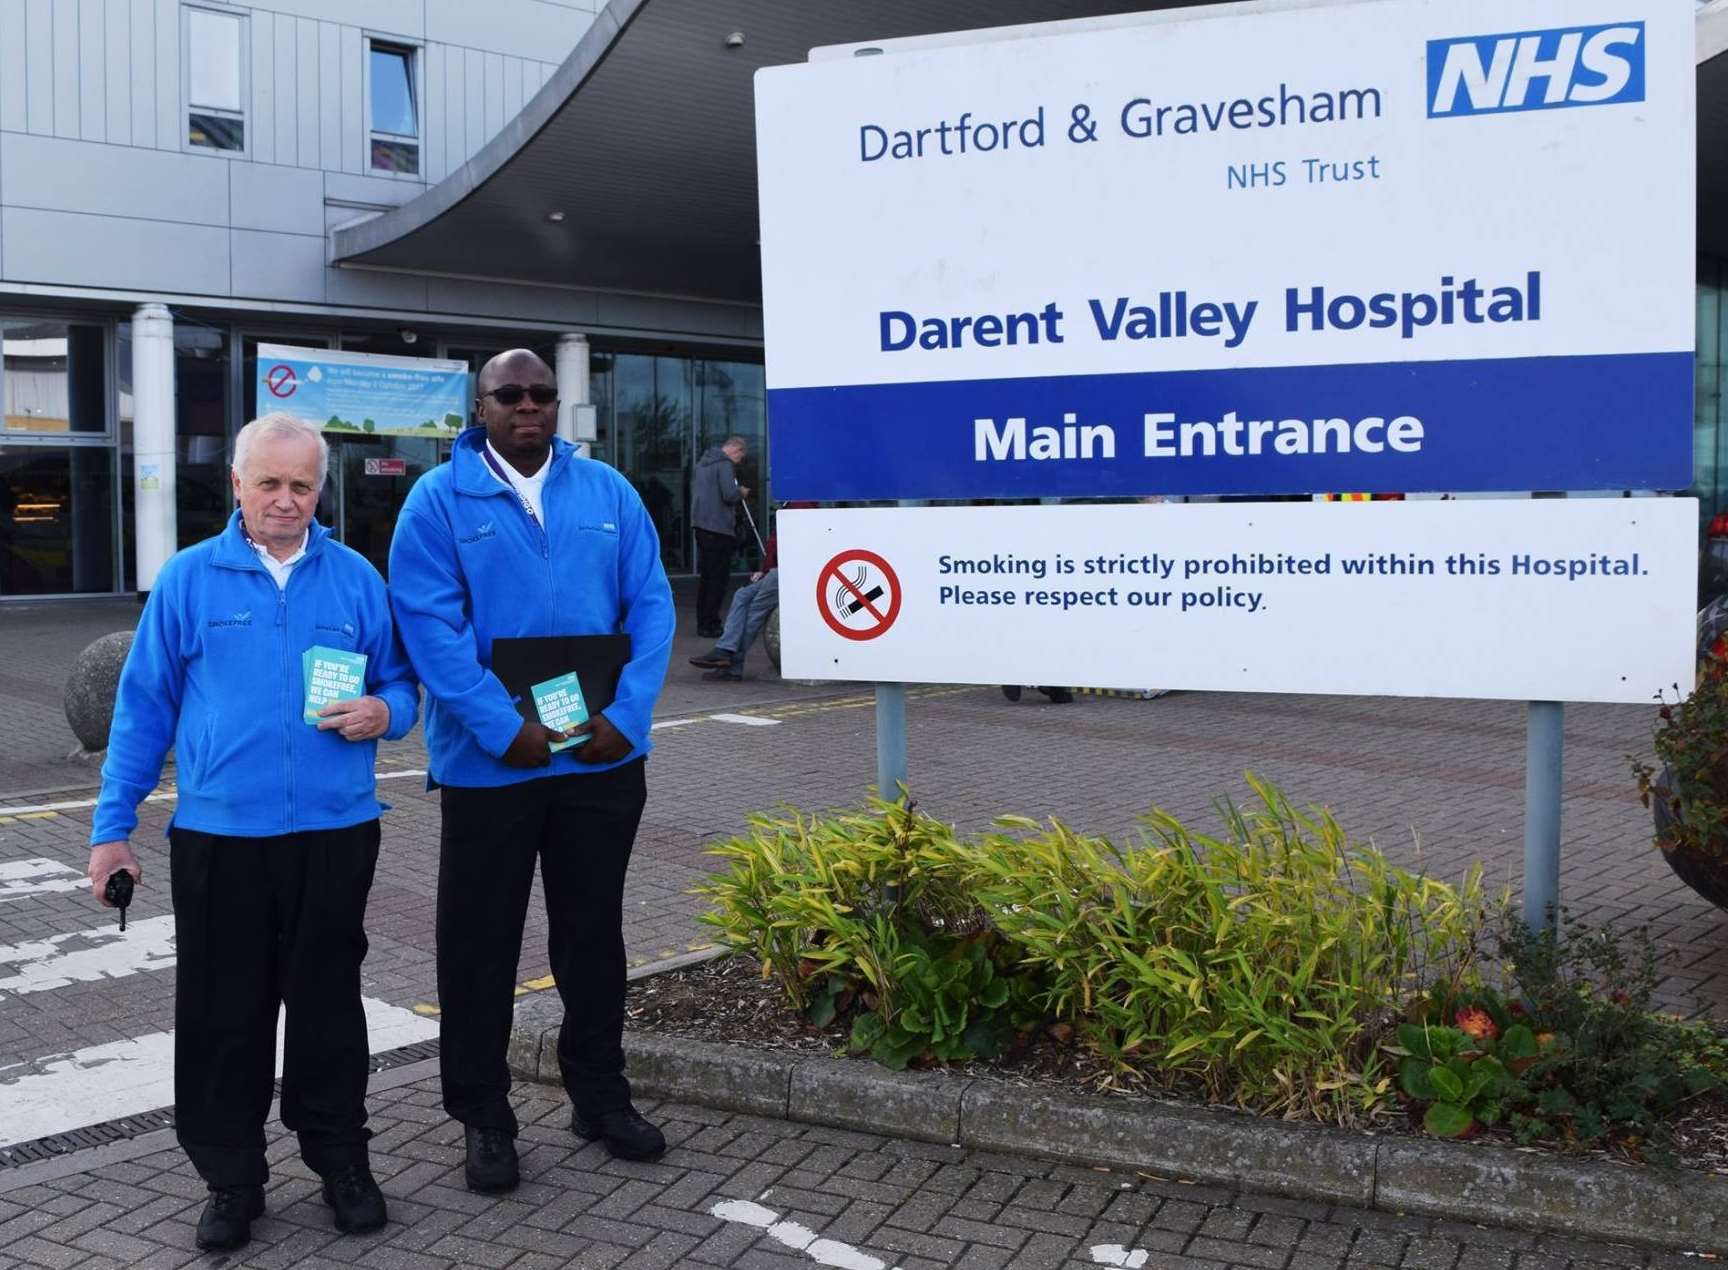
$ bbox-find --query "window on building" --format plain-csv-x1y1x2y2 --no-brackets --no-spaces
369,41,420,174
186,7,246,152
2,322,108,435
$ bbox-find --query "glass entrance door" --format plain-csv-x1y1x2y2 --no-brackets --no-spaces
330,435,443,577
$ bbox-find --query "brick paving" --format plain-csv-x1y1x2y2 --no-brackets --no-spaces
0,1065,1692,1269
2,596,1725,1265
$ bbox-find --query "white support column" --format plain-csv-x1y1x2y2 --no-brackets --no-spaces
131,304,177,596
555,332,596,451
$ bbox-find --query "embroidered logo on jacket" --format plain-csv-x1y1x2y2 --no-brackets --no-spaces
459,522,497,545
208,610,254,628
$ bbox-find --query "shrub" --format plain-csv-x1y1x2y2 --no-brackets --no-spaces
697,778,1490,1121
967,776,1489,1123
1633,649,1728,864
694,798,1046,1068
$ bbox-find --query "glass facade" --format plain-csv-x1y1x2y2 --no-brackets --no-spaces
1,320,116,597
0,446,115,595
1698,256,1728,530
591,352,768,574
4,311,772,598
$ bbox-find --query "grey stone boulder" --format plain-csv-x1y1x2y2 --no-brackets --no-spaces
64,631,134,753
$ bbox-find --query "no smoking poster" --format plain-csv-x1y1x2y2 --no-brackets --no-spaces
775,502,1695,705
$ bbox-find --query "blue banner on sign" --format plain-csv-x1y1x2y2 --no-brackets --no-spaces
768,352,1693,500
257,345,471,440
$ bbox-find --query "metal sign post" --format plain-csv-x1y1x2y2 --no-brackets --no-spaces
876,683,908,803
1523,701,1565,931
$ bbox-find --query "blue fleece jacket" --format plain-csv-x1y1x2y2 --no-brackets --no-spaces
386,429,675,788
91,512,420,845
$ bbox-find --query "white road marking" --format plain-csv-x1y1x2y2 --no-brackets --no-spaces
0,792,175,816
0,997,439,1149
0,915,177,995
710,1200,900,1270
1090,1246,1150,1268
708,714,780,727
0,771,427,814
0,859,88,903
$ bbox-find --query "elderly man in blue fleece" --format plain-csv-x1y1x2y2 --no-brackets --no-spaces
387,349,674,1194
86,413,418,1252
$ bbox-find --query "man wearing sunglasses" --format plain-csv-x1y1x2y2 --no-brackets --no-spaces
388,350,675,1193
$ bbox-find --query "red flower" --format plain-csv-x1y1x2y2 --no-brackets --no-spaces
1455,1007,1498,1043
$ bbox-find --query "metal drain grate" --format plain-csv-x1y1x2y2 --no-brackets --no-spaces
0,1037,441,1171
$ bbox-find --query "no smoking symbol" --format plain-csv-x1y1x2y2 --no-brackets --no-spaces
264,364,298,398
817,549,901,641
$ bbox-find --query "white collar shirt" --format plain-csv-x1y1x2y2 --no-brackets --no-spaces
249,528,308,591
484,440,552,528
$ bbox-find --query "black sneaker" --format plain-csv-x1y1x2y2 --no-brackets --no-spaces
463,1125,519,1193
572,1104,666,1161
320,1161,387,1234
1000,685,1022,702
195,1184,264,1251
1039,686,1075,704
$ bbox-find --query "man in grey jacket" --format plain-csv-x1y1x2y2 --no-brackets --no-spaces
690,436,748,637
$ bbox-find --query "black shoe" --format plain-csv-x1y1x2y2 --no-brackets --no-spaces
195,1185,264,1251
689,651,732,669
701,668,743,682
1000,685,1022,702
572,1104,666,1161
697,624,723,638
1039,687,1075,704
463,1125,519,1194
321,1161,387,1234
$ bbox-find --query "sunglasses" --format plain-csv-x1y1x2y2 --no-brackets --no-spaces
481,384,558,406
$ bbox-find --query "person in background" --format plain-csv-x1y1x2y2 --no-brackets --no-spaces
87,413,418,1251
689,535,777,682
690,436,748,637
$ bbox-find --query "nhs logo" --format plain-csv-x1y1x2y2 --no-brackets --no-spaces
1427,22,1644,118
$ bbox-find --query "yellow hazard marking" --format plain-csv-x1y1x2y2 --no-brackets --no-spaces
520,974,556,991
412,1003,441,1017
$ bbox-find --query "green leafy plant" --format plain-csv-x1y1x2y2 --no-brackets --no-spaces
1391,1020,1523,1137
698,779,1493,1124
847,931,1038,1069
1493,914,1727,1159
1633,651,1728,864
695,797,1048,1066
964,776,1490,1123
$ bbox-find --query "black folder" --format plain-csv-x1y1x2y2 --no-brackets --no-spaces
491,634,633,724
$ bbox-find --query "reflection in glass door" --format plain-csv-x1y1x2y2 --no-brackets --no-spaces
329,436,443,577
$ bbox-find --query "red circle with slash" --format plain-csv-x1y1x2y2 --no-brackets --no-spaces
817,549,902,641
264,364,298,398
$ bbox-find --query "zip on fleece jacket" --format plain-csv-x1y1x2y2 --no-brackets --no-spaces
386,428,675,789
90,512,420,845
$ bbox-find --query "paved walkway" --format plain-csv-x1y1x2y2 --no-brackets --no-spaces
0,596,1721,1265
0,1064,1695,1270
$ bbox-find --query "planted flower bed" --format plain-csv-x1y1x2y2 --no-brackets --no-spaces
684,780,1728,1169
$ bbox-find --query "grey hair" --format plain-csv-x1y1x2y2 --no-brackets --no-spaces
233,413,329,489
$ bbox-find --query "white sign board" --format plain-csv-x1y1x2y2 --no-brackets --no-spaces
756,0,1695,500
778,501,1696,704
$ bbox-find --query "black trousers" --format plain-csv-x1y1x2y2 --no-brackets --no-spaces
170,821,380,1187
437,760,647,1134
694,528,735,631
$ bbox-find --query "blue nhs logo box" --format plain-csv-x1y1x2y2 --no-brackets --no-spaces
1427,22,1644,118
